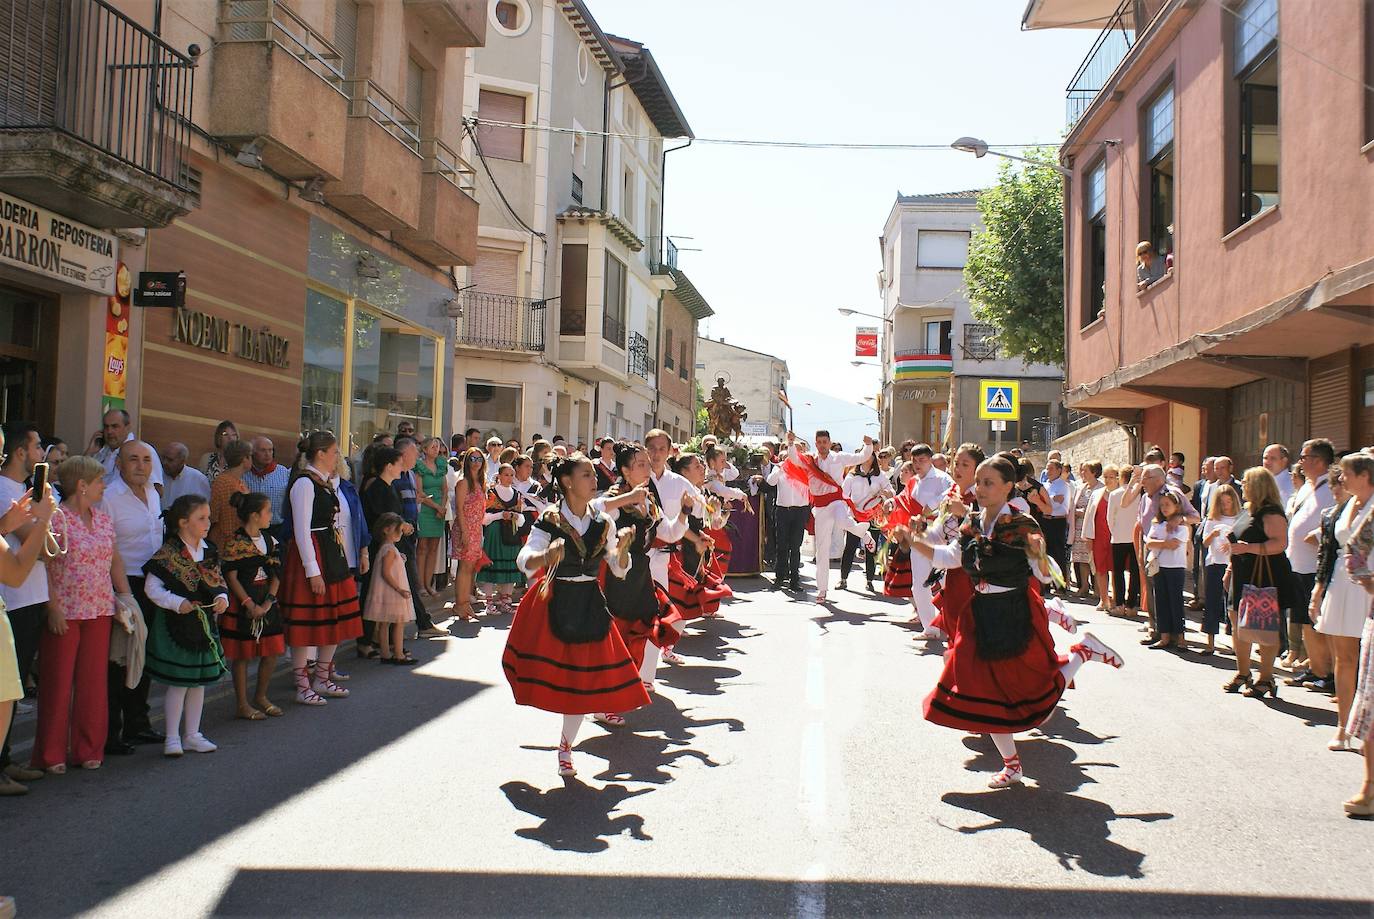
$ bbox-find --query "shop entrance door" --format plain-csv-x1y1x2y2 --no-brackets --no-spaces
0,285,53,430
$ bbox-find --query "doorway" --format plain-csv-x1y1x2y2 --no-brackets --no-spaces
0,285,54,431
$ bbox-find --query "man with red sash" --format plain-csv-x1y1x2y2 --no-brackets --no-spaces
782,429,876,603
883,444,954,637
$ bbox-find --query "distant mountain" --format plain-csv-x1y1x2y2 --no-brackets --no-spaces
787,385,879,449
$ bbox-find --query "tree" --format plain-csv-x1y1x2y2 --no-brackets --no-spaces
694,380,709,435
963,147,1065,367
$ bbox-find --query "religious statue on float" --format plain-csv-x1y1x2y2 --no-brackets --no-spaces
705,374,748,440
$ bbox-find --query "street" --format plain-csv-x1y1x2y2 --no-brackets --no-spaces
4,559,1371,918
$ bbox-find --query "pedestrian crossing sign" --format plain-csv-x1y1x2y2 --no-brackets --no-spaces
979,380,1020,420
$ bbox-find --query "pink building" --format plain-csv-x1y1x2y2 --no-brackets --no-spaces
1029,0,1374,471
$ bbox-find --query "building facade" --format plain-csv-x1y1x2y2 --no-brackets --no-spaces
1030,0,1374,472
877,191,1064,453
695,337,790,439
0,0,487,456
459,3,696,445
657,242,713,444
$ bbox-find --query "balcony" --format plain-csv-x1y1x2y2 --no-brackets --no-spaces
455,291,545,354
1065,0,1135,126
893,348,953,381
211,0,350,181
628,331,655,380
323,79,422,230
0,0,198,227
651,237,678,276
402,0,486,47
393,138,479,265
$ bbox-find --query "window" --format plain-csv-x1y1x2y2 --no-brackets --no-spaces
1366,0,1374,143
405,56,424,129
476,89,525,161
621,168,634,228
494,1,519,29
664,327,675,369
924,320,952,356
301,291,346,434
916,230,970,269
1363,369,1374,408
466,382,522,444
1084,158,1107,325
679,341,687,378
351,309,437,446
1235,0,1279,224
603,254,626,347
558,244,587,334
1145,82,1175,258
963,322,997,360
491,0,530,35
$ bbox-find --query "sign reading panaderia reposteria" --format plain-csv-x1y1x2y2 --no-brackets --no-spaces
0,192,118,294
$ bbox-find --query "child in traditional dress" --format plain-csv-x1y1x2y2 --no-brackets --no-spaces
479,463,527,614
220,492,283,720
365,513,417,665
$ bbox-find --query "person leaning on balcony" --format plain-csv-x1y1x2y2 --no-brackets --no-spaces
1136,241,1167,289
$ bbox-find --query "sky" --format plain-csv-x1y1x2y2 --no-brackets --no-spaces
586,0,1098,429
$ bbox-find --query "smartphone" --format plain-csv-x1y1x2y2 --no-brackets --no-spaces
30,462,47,500
1226,530,1239,544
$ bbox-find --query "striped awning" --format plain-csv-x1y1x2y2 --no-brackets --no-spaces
894,352,953,380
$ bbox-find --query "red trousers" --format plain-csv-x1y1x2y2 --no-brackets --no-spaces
34,616,112,768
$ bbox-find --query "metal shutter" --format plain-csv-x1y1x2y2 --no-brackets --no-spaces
477,90,525,161
334,0,358,77
473,247,519,296
1309,353,1352,450
0,0,59,126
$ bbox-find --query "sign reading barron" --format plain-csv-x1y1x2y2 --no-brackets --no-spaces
855,326,878,357
0,191,118,294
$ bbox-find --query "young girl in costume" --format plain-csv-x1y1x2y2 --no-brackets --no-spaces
666,453,729,619
143,496,229,756
219,492,283,720
479,463,527,614
883,462,917,601
906,454,1123,788
502,455,647,777
365,513,417,665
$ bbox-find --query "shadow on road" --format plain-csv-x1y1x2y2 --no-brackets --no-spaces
500,778,653,852
210,868,1374,916
655,661,741,696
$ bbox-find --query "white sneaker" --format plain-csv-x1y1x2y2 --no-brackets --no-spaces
182,733,217,754
660,647,685,665
593,712,627,727
163,736,183,758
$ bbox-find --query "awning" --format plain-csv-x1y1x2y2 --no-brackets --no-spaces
1022,0,1124,29
1067,256,1374,412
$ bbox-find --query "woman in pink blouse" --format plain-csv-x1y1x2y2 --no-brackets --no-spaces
33,457,137,773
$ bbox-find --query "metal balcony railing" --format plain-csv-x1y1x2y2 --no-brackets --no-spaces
346,78,421,154
1,0,197,190
218,0,347,95
457,292,545,351
651,236,678,274
1065,0,1135,125
421,137,475,193
602,312,626,348
628,331,654,379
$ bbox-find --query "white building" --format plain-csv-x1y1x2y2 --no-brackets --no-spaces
877,191,1064,451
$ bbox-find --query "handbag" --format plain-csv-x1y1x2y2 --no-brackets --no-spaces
1237,553,1281,645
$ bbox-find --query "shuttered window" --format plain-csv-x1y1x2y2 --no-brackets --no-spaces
477,90,525,161
473,247,520,296
405,56,424,127
334,0,358,77
0,0,60,126
1309,354,1353,450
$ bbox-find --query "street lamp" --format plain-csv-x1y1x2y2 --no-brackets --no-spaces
851,360,880,368
838,307,893,326
951,136,1071,177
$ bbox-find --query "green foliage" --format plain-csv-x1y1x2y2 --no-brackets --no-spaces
964,147,1065,367
694,380,709,436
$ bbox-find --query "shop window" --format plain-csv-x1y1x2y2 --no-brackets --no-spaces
466,382,522,444
477,89,525,161
1235,0,1279,225
302,291,346,435
1145,82,1175,258
1084,158,1107,326
350,309,436,448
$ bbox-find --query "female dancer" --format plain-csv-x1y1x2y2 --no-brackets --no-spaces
513,454,550,515
598,442,692,695
279,432,361,706
702,446,747,583
840,451,892,593
593,437,618,494
665,453,729,619
906,454,1122,788
883,461,917,601
450,448,492,621
479,462,527,614
502,455,648,776
219,492,284,720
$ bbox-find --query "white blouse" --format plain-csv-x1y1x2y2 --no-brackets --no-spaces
516,501,629,581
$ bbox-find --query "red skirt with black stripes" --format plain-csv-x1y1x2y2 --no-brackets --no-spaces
609,584,683,666
884,546,913,598
705,527,732,581
279,536,362,648
667,553,728,619
501,581,650,715
922,572,1068,734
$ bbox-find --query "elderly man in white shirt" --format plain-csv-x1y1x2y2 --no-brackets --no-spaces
100,440,167,749
1263,443,1295,508
87,408,163,488
787,429,876,603
159,442,211,512
1286,438,1336,686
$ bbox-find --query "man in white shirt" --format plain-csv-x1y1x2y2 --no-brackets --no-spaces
788,429,875,603
100,440,167,750
1286,438,1336,690
644,430,693,589
766,438,811,591
87,408,164,488
159,442,211,511
0,422,48,791
485,437,504,483
1042,460,1072,592
906,444,954,636
751,442,780,569
1263,443,1295,508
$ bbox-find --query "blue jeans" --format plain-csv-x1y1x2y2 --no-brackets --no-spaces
1153,567,1187,635
1203,563,1229,635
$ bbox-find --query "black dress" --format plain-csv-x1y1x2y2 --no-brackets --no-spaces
1229,503,1298,613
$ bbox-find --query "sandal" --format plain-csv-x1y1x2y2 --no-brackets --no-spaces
356,644,380,660
257,702,284,717
1243,679,1278,699
1222,674,1252,694
236,707,267,721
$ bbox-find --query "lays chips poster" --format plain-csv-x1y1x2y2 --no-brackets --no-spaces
102,263,131,410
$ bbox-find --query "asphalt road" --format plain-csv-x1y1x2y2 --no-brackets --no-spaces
4,555,1371,918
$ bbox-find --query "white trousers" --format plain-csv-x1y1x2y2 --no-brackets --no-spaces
813,502,869,595
909,551,939,628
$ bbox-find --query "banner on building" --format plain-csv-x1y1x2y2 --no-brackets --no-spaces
855,326,878,357
894,350,953,381
102,263,132,410
0,191,118,294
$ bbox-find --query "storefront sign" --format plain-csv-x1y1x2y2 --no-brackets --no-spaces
741,421,769,436
171,306,291,369
134,271,186,308
0,192,118,294
855,326,878,357
103,264,132,409
894,388,940,401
